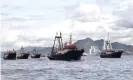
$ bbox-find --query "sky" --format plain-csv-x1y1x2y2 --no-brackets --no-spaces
0,0,133,51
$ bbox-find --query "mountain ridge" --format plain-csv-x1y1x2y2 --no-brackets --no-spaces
1,37,133,56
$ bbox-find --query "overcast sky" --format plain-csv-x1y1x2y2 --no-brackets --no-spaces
1,0,133,51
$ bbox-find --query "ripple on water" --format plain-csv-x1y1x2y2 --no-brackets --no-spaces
1,56,133,80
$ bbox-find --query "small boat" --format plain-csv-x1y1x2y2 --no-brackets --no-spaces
3,49,16,60
17,46,30,59
31,49,41,58
47,32,84,61
100,33,123,58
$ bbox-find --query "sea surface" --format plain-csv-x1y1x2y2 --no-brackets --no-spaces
1,55,133,80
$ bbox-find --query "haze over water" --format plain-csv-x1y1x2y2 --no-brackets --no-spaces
1,55,133,80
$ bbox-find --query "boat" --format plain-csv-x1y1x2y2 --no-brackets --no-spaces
100,33,123,58
3,49,16,60
100,50,123,58
17,46,30,59
31,48,41,58
47,32,84,61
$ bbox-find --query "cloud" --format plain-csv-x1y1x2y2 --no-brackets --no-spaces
27,15,45,20
18,35,53,42
1,12,12,16
1,41,17,51
1,0,133,51
2,16,27,22
112,0,133,28
116,20,133,28
66,3,100,22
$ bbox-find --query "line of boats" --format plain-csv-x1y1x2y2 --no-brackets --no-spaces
3,47,41,60
3,32,124,61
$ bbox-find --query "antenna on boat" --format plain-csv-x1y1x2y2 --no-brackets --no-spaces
107,32,109,41
69,33,72,45
60,32,61,37
108,32,112,50
52,32,64,54
60,31,63,49
33,48,36,54
20,46,24,53
103,36,106,50
104,32,113,50
56,32,58,36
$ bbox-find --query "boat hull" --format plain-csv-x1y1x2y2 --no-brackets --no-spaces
100,51,123,58
3,53,16,60
17,53,30,59
47,49,84,61
31,54,41,58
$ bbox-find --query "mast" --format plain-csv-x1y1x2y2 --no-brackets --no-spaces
57,32,63,50
104,32,112,50
51,32,63,54
107,32,112,50
33,48,36,54
69,33,72,45
20,46,24,53
107,32,109,41
51,35,56,54
60,32,63,49
57,37,61,50
103,37,106,50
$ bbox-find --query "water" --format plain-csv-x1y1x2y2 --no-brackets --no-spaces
1,56,133,80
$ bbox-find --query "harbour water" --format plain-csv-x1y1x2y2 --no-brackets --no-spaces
1,55,133,80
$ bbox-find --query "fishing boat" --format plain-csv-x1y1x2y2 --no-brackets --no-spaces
17,46,30,59
100,33,123,58
3,49,16,60
31,48,41,58
47,32,84,61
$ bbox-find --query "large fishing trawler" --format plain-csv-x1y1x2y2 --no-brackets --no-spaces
100,33,123,58
31,48,41,58
17,46,30,59
47,32,84,61
3,49,16,60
